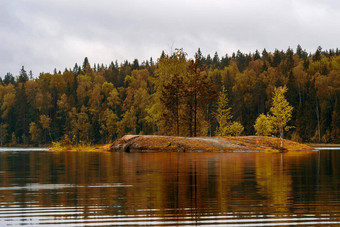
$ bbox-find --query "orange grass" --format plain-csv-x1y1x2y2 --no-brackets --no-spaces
111,135,316,153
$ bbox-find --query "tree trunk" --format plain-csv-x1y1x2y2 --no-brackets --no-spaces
280,127,284,149
48,130,53,142
194,93,197,137
316,97,321,143
176,99,179,136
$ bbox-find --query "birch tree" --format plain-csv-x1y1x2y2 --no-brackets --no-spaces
270,86,293,148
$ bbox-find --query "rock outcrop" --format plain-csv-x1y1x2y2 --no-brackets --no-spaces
110,135,316,153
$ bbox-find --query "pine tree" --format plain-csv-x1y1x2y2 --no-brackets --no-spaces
312,46,322,61
18,66,29,83
272,49,281,67
254,50,261,60
82,57,90,70
213,52,220,67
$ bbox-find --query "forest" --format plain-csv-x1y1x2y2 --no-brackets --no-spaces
0,45,339,146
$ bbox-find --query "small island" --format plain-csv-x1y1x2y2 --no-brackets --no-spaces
110,135,315,153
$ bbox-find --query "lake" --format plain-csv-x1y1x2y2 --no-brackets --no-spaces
0,149,340,226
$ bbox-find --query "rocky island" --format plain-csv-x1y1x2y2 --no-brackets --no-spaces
110,135,315,153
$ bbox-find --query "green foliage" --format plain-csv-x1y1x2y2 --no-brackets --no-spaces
290,131,302,143
270,86,293,135
255,86,293,148
117,106,137,137
254,114,273,136
229,122,244,136
100,108,118,143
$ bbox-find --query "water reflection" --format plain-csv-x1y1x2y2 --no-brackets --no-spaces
0,150,340,226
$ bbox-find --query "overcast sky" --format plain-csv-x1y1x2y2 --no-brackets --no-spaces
1,0,340,77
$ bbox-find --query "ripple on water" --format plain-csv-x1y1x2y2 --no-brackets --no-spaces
1,206,340,226
0,150,340,226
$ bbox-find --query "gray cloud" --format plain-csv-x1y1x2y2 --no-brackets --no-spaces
1,0,340,77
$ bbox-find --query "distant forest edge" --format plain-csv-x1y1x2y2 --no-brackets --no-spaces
0,45,339,146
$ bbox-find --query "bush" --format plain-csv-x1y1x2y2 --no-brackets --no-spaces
229,122,244,136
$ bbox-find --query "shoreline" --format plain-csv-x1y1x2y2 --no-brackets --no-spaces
6,138,337,152
49,143,111,152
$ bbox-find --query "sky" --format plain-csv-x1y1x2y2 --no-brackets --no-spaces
1,0,340,77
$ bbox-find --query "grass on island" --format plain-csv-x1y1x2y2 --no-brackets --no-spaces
307,143,340,147
50,135,316,153
49,141,111,152
113,135,316,153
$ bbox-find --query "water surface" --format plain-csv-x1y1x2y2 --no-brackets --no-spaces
0,149,340,226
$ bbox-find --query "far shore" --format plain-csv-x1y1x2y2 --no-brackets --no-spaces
3,139,336,152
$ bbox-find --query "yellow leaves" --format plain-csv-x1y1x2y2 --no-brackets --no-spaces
76,106,91,143
57,94,70,112
29,122,40,142
293,63,308,86
254,86,293,148
99,108,119,143
215,86,232,136
62,71,74,86
35,91,52,111
307,57,329,75
0,84,15,99
117,106,137,137
315,70,340,99
234,69,257,93
216,86,244,136
93,74,106,85
1,92,16,118
155,49,187,90
0,84,16,118
107,89,120,109
131,69,150,89
37,73,52,90
315,74,332,98
88,84,103,112
145,99,163,126
270,86,293,129
248,59,264,74
77,74,92,102
254,114,273,136
228,122,244,136
49,73,67,93
24,80,38,96
39,114,51,130
124,75,135,87
328,71,340,90
260,67,287,98
101,82,114,97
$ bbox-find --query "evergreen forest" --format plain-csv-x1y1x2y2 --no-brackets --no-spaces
0,45,339,146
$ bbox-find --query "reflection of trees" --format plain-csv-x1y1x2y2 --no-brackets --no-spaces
255,153,293,213
0,150,339,219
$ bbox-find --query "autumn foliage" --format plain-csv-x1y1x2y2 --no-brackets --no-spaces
0,46,339,146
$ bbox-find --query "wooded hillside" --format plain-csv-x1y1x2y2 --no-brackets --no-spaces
0,45,339,145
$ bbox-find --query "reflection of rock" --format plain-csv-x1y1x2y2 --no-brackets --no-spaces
110,135,316,153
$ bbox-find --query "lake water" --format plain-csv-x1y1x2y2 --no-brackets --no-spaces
0,149,340,226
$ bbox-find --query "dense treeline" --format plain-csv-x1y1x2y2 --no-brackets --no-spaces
0,45,339,146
